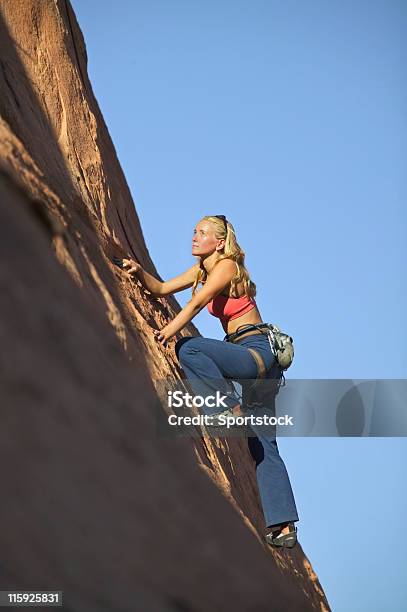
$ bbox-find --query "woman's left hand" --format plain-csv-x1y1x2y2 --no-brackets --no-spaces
153,327,173,348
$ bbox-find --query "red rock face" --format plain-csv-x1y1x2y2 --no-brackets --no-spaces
0,1,330,610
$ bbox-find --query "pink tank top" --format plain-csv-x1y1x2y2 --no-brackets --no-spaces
206,261,257,326
207,293,257,326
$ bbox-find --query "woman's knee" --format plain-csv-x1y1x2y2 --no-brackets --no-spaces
174,336,201,361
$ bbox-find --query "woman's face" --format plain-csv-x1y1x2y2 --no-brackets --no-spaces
192,221,223,256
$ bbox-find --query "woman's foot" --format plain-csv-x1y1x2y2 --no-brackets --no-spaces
267,522,293,537
209,403,244,426
265,522,297,549
231,403,245,417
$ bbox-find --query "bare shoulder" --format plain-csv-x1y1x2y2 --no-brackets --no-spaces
214,259,242,297
213,258,238,272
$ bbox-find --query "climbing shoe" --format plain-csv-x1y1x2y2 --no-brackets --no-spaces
209,408,237,428
265,523,298,549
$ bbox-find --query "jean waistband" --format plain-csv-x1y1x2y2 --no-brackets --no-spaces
223,323,271,344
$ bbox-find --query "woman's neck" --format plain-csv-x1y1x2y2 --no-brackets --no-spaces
201,251,222,274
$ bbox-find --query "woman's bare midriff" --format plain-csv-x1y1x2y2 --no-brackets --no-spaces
225,305,263,335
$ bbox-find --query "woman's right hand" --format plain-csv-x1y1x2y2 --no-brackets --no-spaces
122,258,141,276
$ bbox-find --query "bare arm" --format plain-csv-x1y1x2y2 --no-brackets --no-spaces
122,259,199,297
155,259,236,344
160,263,200,296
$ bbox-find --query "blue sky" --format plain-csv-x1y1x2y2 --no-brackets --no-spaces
72,1,406,609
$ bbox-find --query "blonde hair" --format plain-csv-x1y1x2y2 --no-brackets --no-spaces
191,215,257,299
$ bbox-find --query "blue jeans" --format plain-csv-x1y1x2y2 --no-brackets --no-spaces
174,332,299,528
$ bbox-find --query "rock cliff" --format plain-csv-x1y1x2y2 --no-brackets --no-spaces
0,1,330,610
